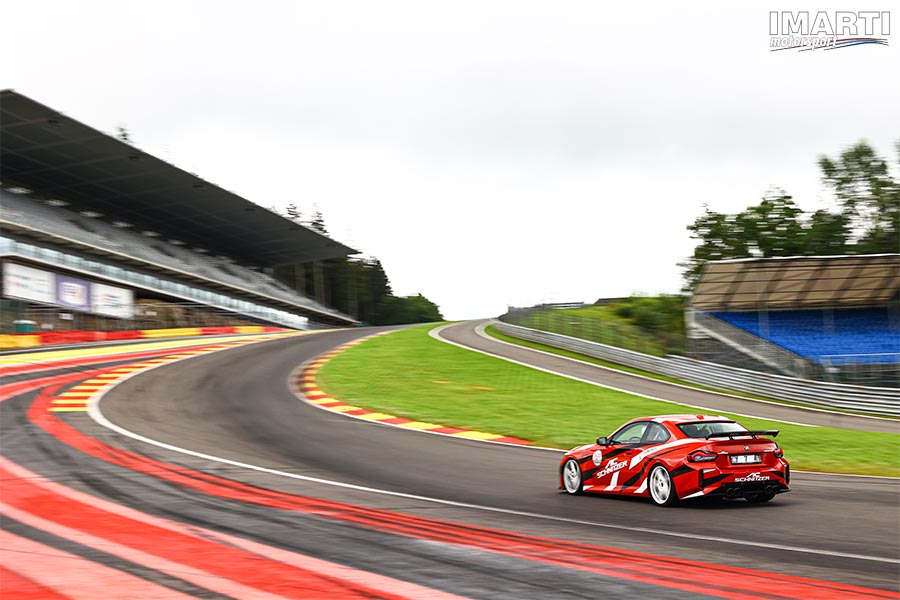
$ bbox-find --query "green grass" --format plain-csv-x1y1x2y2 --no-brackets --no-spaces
317,325,900,477
511,301,686,356
483,325,899,420
514,309,672,356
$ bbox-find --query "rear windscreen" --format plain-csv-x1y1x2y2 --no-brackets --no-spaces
678,421,747,438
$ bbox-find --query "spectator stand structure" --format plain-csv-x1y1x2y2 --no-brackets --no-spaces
687,254,900,387
1,90,359,340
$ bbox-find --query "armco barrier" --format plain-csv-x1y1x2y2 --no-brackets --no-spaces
492,320,900,417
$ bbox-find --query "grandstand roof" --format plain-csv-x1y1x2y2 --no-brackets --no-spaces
690,254,900,311
0,90,357,266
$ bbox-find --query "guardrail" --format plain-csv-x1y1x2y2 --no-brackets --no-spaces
491,320,900,417
692,312,813,378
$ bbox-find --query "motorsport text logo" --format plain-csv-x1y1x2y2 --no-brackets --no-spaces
770,11,890,51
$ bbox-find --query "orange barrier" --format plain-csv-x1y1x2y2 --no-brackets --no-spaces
0,326,289,350
199,326,238,336
36,331,104,345
102,331,144,341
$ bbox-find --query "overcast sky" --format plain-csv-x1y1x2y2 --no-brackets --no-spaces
4,1,898,319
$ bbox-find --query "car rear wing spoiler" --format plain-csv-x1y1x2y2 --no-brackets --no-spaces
706,430,779,440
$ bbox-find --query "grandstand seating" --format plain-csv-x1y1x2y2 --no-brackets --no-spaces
0,191,344,320
710,309,900,364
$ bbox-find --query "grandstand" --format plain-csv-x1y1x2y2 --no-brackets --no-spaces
1,90,359,333
687,255,900,387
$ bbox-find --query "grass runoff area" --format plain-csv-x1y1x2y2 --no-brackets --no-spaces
317,325,900,477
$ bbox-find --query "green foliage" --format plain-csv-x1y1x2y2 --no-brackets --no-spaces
618,295,684,333
374,293,444,325
326,256,393,324
681,140,900,291
272,204,445,325
737,192,805,257
301,213,444,325
272,210,396,323
511,296,685,356
819,140,900,254
804,209,850,255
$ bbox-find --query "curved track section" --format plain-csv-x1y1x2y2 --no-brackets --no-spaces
2,327,898,598
438,321,899,432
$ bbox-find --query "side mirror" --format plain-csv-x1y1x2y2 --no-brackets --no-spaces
596,437,610,446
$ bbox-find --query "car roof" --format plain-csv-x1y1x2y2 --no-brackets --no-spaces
640,414,732,425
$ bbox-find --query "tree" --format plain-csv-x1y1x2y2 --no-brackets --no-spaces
736,190,805,257
271,207,443,324
308,210,327,234
803,209,850,255
285,203,302,222
272,209,401,322
374,293,444,325
115,126,133,144
681,140,899,291
323,255,392,324
680,206,751,291
819,141,899,254
404,294,444,322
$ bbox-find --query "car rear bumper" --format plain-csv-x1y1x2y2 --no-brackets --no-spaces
706,480,790,499
682,463,790,499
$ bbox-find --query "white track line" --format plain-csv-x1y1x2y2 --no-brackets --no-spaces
285,335,562,452
85,335,899,564
473,321,897,424
429,323,819,428
432,322,900,480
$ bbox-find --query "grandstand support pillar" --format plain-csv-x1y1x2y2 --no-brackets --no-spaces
313,260,325,305
348,274,358,320
294,263,305,295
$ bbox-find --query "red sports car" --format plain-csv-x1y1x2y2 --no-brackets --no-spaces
559,414,790,506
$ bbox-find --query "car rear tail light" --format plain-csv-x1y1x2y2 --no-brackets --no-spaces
773,447,784,458
688,450,718,463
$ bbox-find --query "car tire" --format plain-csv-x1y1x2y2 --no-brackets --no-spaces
648,465,679,507
562,459,584,495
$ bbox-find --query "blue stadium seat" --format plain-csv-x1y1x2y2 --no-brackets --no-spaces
711,309,900,364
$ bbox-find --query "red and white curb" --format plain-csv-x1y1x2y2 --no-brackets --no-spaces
289,335,531,446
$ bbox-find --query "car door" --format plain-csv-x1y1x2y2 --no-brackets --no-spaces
587,421,649,493
616,421,676,494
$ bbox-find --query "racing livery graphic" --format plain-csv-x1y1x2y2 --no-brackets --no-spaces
559,415,790,506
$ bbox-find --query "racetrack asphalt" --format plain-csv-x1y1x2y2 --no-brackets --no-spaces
3,325,898,597
439,320,899,433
